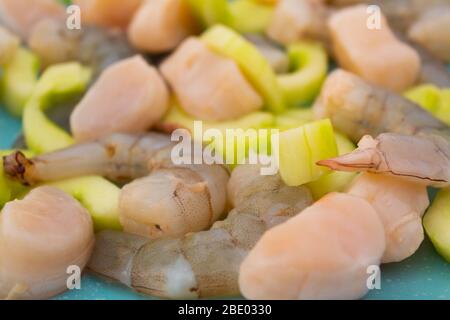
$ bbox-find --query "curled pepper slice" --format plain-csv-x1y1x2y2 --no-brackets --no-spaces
187,0,273,33
19,62,121,230
277,41,328,108
1,47,39,117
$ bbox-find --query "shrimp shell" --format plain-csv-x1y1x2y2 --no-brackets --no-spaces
89,164,312,298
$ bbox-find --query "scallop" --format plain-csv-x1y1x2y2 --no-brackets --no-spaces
0,186,94,299
239,192,385,300
128,0,198,53
70,55,169,142
160,37,263,121
328,5,420,92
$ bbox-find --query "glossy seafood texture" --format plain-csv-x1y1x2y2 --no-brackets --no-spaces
0,187,94,299
313,69,447,142
348,173,429,263
119,163,230,239
328,5,420,92
0,0,65,39
128,0,198,53
74,0,143,29
160,37,263,121
89,164,312,299
267,0,330,47
239,192,385,300
318,134,450,188
70,56,169,142
408,5,450,63
0,25,18,64
28,19,135,75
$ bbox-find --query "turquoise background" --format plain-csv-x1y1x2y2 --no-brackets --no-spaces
1,107,449,300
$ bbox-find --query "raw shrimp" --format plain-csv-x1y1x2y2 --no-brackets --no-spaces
28,19,135,76
239,192,385,300
88,164,312,298
314,69,449,142
3,133,174,184
128,0,198,53
347,173,429,263
70,55,169,142
3,132,230,239
408,5,450,63
0,186,94,299
318,134,450,187
160,37,263,121
0,0,65,39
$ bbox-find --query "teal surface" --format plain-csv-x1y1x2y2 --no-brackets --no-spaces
1,106,449,300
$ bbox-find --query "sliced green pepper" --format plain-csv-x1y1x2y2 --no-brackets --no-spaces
405,84,450,126
202,25,285,114
19,62,121,231
23,62,91,154
1,48,40,117
277,42,328,108
187,0,274,33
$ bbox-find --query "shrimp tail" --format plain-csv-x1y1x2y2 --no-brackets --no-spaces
2,151,36,186
318,134,450,187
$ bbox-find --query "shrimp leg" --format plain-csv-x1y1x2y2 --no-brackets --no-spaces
88,164,313,298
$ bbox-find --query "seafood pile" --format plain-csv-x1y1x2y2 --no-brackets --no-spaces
0,0,449,300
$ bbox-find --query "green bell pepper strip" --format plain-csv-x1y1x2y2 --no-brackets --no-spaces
404,84,450,126
23,62,90,154
20,62,121,231
1,48,40,117
277,42,328,108
423,188,450,263
202,25,285,114
187,0,273,33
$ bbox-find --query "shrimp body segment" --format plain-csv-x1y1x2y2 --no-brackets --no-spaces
3,133,230,239
89,164,312,298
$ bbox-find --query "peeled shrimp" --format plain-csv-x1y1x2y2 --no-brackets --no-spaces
28,19,135,75
70,55,169,142
160,37,263,121
88,164,312,299
408,5,450,63
3,133,230,239
0,186,94,299
239,192,385,300
328,5,420,92
0,0,65,39
128,0,198,53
